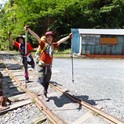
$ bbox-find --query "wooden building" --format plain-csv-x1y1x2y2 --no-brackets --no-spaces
71,29,124,57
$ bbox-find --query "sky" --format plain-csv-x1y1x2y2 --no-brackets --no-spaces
0,0,8,5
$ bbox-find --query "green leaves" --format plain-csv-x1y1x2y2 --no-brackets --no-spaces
0,0,124,50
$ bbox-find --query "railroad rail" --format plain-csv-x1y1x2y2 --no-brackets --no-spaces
49,83,124,124
4,68,67,124
0,53,124,124
17,58,124,124
0,55,66,124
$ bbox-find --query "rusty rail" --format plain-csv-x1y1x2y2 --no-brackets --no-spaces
6,58,124,124
5,68,67,124
49,83,124,124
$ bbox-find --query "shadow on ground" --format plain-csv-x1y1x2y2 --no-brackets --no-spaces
49,81,111,110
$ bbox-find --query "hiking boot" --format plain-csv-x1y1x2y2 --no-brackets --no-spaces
44,91,47,98
25,77,29,83
43,94,49,101
45,97,49,102
43,90,49,101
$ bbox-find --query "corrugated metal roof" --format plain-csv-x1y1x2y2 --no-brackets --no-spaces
78,29,124,35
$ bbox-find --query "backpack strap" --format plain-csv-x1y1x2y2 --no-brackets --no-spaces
41,43,47,54
40,42,54,57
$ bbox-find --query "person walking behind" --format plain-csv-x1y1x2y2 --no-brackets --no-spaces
24,25,72,100
34,36,46,73
9,32,35,83
35,36,46,67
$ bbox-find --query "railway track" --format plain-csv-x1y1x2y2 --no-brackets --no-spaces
0,52,124,124
49,83,124,124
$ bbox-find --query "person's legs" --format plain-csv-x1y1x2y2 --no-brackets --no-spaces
28,55,35,69
43,66,51,98
37,65,51,98
22,57,29,82
37,65,45,84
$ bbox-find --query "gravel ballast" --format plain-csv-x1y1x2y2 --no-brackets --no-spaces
0,104,45,124
0,51,124,123
52,58,124,120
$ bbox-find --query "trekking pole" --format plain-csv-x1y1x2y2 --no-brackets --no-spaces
25,30,28,54
25,29,28,88
71,53,74,83
71,34,74,83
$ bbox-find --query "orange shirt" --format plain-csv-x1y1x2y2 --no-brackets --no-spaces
14,41,32,55
40,41,58,64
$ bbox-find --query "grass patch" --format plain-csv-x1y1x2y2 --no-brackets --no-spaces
55,49,71,54
54,49,71,58
32,49,71,58
54,53,70,58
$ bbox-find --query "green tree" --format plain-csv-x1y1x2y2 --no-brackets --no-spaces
0,0,124,50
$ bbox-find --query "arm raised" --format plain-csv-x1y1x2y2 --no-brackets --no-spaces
8,32,14,44
57,33,72,46
24,26,41,44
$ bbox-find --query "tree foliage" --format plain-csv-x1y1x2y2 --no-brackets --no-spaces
0,0,124,50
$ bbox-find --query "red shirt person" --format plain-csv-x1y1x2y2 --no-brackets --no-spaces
39,39,58,64
24,26,71,100
14,40,32,56
9,34,35,83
